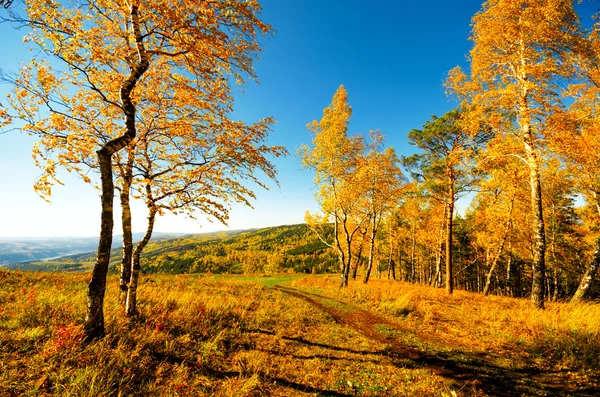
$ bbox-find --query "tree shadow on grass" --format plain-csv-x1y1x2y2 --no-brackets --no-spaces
273,285,600,397
150,349,352,396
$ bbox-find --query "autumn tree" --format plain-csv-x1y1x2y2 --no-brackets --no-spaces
300,85,369,287
358,131,404,283
447,0,585,308
403,109,487,294
121,113,283,316
101,59,285,315
550,111,600,301
540,20,600,301
5,0,273,339
389,191,443,285
470,160,521,296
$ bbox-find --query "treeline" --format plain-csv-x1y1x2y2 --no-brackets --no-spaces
363,205,599,300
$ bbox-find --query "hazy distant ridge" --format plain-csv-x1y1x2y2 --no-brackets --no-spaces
0,233,184,266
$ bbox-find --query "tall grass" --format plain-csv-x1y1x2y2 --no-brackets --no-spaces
1,270,460,396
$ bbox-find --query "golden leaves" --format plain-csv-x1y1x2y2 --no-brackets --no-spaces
5,0,282,227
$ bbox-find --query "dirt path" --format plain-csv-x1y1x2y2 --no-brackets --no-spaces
274,285,599,397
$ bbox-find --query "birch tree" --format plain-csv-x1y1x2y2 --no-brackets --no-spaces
358,131,404,283
300,85,368,287
447,0,584,308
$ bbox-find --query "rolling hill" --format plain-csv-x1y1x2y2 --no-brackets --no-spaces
10,224,338,274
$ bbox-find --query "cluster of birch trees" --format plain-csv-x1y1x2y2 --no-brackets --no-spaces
300,86,405,289
304,0,600,309
1,0,283,340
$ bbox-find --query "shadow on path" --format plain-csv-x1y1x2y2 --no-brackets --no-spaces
274,285,600,397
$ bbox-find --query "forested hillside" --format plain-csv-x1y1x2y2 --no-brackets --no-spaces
138,224,337,274
17,224,337,275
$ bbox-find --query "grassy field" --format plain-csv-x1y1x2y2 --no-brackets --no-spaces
0,270,598,396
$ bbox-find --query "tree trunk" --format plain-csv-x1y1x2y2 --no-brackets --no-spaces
119,150,134,298
410,222,416,282
571,194,600,302
506,241,513,296
83,1,150,340
126,204,157,316
552,267,559,301
518,39,546,309
351,232,366,280
333,212,347,288
83,149,114,341
571,236,600,302
363,216,378,284
433,205,446,288
389,258,396,280
340,215,353,288
524,140,546,309
483,243,506,296
483,197,513,296
446,178,455,295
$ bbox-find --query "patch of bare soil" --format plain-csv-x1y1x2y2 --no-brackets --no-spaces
274,285,600,397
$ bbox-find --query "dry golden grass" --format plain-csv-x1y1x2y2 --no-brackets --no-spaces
292,276,600,389
1,271,464,397
1,270,598,396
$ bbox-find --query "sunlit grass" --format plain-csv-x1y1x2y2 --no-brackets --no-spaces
1,270,462,396
291,275,600,374
2,269,598,396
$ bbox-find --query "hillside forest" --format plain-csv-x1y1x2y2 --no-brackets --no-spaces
1,0,600,346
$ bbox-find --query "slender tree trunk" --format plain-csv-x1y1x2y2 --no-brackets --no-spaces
341,219,354,288
119,150,134,298
410,222,416,283
524,140,546,309
494,271,501,295
338,254,347,288
433,205,446,288
446,178,455,295
476,259,481,293
84,149,114,341
506,241,513,296
83,2,150,340
333,212,347,288
400,250,406,281
483,242,506,296
483,197,513,296
571,195,600,302
351,232,365,280
518,40,546,309
126,204,157,316
552,267,559,301
387,232,395,280
548,219,559,301
363,215,378,283
571,236,600,302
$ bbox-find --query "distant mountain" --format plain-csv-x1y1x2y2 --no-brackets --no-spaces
7,224,338,274
0,232,185,267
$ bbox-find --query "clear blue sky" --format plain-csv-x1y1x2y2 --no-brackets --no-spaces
1,1,595,237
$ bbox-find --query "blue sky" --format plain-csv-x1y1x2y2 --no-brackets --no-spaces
0,1,594,237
